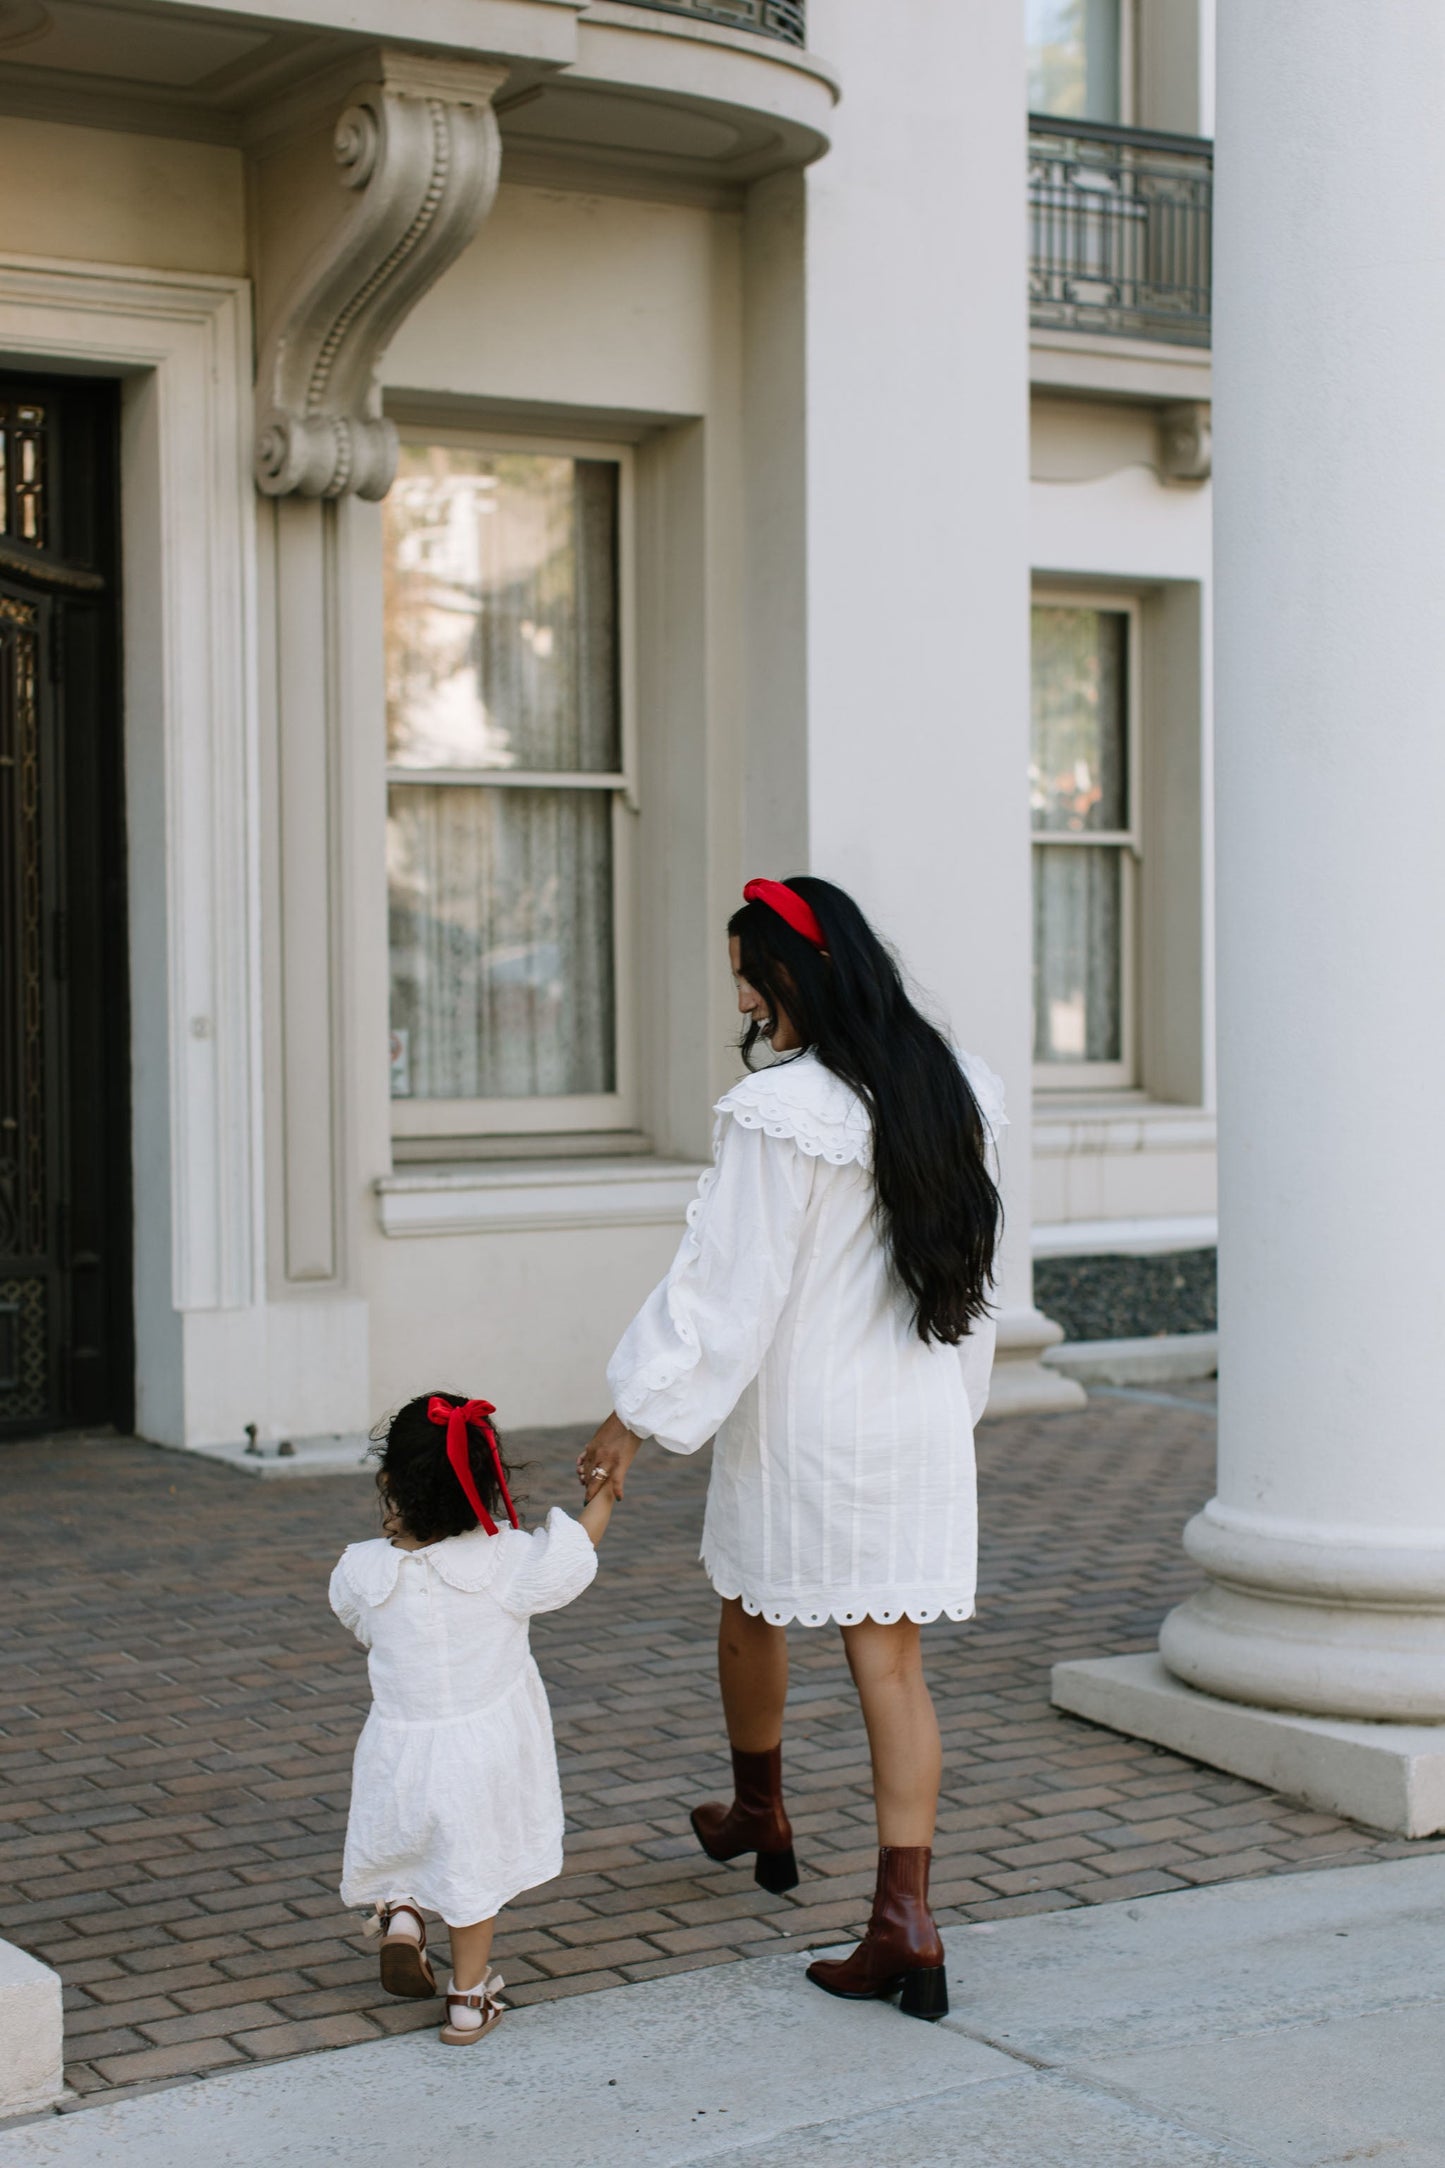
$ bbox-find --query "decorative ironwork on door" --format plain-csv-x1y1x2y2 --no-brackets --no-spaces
0,583,48,1419
0,379,130,1437
0,398,47,549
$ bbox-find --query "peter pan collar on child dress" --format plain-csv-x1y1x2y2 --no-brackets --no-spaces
334,1526,504,1607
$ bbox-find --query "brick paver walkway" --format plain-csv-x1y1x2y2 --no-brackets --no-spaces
4,1390,1441,2112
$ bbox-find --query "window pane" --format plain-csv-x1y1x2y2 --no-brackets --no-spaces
388,785,615,1099
1031,605,1128,833
384,448,619,774
1033,845,1122,1063
1026,0,1121,123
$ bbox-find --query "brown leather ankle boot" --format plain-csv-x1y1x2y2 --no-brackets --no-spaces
690,1744,799,1893
806,1845,948,2019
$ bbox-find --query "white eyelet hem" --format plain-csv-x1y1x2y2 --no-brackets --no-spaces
703,1559,976,1629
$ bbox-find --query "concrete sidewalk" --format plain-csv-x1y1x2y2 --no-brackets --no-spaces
3,1855,1443,2166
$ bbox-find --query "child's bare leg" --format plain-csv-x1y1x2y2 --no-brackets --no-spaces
439,1915,503,2044
448,1916,496,1992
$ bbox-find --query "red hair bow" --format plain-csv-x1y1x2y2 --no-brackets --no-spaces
427,1395,519,1535
742,878,827,951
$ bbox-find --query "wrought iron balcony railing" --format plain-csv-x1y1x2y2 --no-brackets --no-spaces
1029,116,1212,347
620,0,806,46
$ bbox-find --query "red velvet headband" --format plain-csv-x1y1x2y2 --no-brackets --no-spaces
427,1395,519,1536
742,878,827,951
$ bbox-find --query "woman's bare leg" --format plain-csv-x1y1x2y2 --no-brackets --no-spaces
840,1618,941,1847
717,1596,789,1750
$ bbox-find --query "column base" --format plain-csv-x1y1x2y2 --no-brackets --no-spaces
984,1357,1088,1418
1052,1652,1445,1838
981,1305,1089,1419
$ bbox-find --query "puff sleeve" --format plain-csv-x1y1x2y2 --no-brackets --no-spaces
490,1507,599,1620
328,1554,372,1648
607,1113,816,1455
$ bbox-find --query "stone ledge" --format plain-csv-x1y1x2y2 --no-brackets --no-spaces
151,1434,372,1480
375,1158,705,1239
1044,1331,1218,1387
1052,1651,1445,1838
0,1940,62,2118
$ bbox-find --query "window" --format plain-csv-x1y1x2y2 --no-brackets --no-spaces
384,435,636,1144
1027,0,1124,123
1031,599,1139,1089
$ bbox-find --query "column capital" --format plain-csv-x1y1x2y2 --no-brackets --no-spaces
253,50,506,502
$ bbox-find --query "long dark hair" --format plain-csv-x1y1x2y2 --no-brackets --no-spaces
728,877,1002,1344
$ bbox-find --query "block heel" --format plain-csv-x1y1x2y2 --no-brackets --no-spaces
898,1964,949,2021
754,1844,800,1894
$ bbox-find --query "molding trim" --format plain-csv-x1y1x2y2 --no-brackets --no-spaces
254,49,507,502
1033,1213,1218,1258
0,253,260,1316
1030,327,1212,405
376,1157,705,1239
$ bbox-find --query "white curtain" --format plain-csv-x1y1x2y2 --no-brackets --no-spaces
389,786,614,1099
385,453,620,1101
1030,603,1127,1064
1032,846,1121,1063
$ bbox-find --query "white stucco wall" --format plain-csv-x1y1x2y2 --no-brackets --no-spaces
1029,397,1217,1236
0,117,245,274
359,183,745,1428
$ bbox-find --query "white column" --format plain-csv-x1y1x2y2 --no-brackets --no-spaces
797,0,1082,1416
1164,0,1445,1717
1054,0,1445,1833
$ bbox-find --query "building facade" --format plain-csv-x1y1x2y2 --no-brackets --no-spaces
0,0,1218,1462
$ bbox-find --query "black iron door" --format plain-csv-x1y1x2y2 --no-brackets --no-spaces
0,376,130,1436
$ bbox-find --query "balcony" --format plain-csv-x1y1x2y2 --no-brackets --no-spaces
1029,117,1212,349
615,1,807,46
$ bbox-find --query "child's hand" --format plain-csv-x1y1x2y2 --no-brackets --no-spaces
579,1469,618,1548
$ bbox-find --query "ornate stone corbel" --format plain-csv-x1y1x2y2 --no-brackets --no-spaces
254,53,506,502
1158,400,1212,484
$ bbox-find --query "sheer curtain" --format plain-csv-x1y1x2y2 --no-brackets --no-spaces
385,452,620,1102
1032,848,1122,1063
1030,603,1128,1067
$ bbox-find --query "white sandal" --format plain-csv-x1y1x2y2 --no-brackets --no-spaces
439,1968,506,2047
371,1902,437,2000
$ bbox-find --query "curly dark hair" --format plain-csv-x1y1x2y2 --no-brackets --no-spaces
370,1393,524,1545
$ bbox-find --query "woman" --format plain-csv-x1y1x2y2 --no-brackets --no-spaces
578,876,1004,2022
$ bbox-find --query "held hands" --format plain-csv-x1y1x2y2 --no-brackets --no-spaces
577,1411,643,1502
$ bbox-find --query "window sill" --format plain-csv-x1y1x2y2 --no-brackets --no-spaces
375,1156,706,1240
1032,1097,1216,1156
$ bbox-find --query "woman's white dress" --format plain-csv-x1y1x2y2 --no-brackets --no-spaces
329,1509,596,1925
607,1050,1005,1628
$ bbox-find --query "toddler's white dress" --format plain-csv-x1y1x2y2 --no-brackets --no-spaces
607,1050,1005,1628
330,1509,595,1925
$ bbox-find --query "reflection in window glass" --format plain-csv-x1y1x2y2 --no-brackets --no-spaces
1030,606,1127,833
1031,605,1130,1068
383,447,621,1101
384,449,619,774
1027,0,1121,123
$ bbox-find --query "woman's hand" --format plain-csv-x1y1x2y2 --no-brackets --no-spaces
577,1412,643,1501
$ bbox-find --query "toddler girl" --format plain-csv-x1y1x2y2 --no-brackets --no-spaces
329,1391,615,2046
